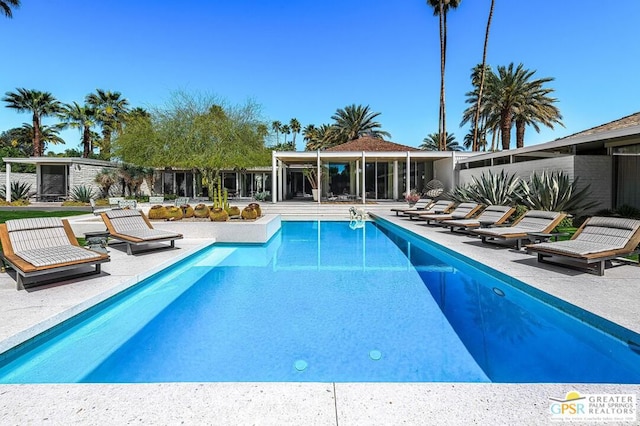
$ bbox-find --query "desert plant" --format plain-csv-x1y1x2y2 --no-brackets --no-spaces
70,185,96,203
193,204,211,218
209,207,229,222
165,206,183,220
94,168,118,198
148,205,168,220
0,181,32,200
516,170,599,214
241,205,258,220
448,170,520,205
226,206,241,217
181,204,195,218
303,168,318,189
248,202,262,217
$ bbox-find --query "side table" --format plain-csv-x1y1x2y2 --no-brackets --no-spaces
84,230,110,253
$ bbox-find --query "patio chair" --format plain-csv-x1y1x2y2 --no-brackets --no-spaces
525,216,640,275
404,200,456,220
390,199,434,216
0,217,110,290
90,198,118,215
148,196,165,205
415,202,482,225
174,197,190,207
101,209,183,255
440,205,516,232
471,210,567,250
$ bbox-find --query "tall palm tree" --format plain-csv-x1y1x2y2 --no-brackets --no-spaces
420,132,463,151
3,88,63,156
271,120,282,145
281,124,291,145
85,89,130,160
330,104,391,145
472,0,495,151
427,0,461,150
513,85,563,148
18,124,65,154
289,118,301,149
0,0,19,18
58,102,96,158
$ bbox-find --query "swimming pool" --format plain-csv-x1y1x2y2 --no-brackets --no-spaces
0,220,638,383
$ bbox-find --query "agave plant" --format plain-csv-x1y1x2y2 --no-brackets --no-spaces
70,185,96,203
447,170,520,205
0,181,33,200
516,170,599,214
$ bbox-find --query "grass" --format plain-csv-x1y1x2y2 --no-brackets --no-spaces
0,210,89,224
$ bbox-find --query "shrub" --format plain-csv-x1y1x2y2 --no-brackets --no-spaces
209,207,229,222
0,181,32,201
148,205,168,220
447,170,520,205
193,204,210,218
70,185,96,203
165,206,183,220
248,202,262,217
241,206,258,220
516,170,599,214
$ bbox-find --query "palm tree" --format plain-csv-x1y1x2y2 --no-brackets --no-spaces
58,102,96,158
289,118,301,149
3,88,63,156
281,124,291,145
513,84,563,148
330,104,391,145
85,89,130,160
420,132,463,151
17,124,65,154
271,120,282,145
0,0,19,18
472,0,495,151
427,0,462,150
461,64,495,151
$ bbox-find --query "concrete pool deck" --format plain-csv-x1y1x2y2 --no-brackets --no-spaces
0,202,638,424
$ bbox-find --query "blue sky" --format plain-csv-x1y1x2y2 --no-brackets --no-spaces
1,0,639,153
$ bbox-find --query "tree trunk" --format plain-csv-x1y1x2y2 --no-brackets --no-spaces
515,118,526,148
441,5,448,151
102,129,112,160
438,0,446,151
501,110,512,150
33,113,41,156
473,0,495,151
82,125,91,158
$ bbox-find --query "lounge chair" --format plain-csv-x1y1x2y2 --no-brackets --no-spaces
404,200,456,220
101,209,183,255
526,216,640,275
174,197,190,207
90,198,117,215
390,199,434,216
0,217,110,290
149,196,165,205
415,202,482,225
440,205,516,232
471,210,567,250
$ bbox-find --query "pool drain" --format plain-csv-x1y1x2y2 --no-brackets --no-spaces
369,350,382,360
294,360,308,371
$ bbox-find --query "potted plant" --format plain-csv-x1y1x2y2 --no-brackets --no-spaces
405,189,421,207
303,168,319,201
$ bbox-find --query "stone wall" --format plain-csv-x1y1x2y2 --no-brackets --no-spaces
0,172,37,193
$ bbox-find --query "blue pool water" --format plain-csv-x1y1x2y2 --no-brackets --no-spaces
0,220,639,383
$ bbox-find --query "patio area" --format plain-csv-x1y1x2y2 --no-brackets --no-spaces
0,202,638,424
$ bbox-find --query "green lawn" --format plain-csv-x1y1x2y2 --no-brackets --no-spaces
0,210,89,224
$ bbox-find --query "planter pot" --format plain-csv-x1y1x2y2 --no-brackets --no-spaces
312,188,319,201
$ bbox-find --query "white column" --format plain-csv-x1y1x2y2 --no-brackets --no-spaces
316,150,321,204
361,152,366,204
406,152,411,195
5,162,11,202
271,151,277,203
393,160,399,200
355,159,360,196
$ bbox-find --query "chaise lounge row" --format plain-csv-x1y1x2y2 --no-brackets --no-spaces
0,209,183,290
392,202,640,276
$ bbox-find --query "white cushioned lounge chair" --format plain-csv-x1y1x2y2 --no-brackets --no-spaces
526,216,640,275
101,209,183,255
471,210,567,250
415,202,482,225
440,205,516,232
404,200,455,220
0,217,110,290
390,199,434,216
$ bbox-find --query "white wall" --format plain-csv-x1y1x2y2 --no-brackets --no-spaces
0,172,37,193
433,157,456,191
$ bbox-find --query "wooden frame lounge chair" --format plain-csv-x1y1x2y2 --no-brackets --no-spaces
440,205,516,232
526,216,640,275
390,199,434,216
471,210,567,250
404,200,456,220
415,202,482,225
0,218,110,290
101,209,183,255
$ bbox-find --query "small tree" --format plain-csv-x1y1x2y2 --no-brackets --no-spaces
94,168,118,198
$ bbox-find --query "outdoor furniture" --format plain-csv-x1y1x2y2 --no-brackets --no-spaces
100,209,183,255
440,205,516,232
108,197,125,208
84,230,110,254
90,198,118,215
149,196,165,205
415,202,482,225
526,216,640,275
471,210,567,250
118,199,138,209
0,217,110,290
174,197,190,206
404,200,455,220
390,199,434,216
